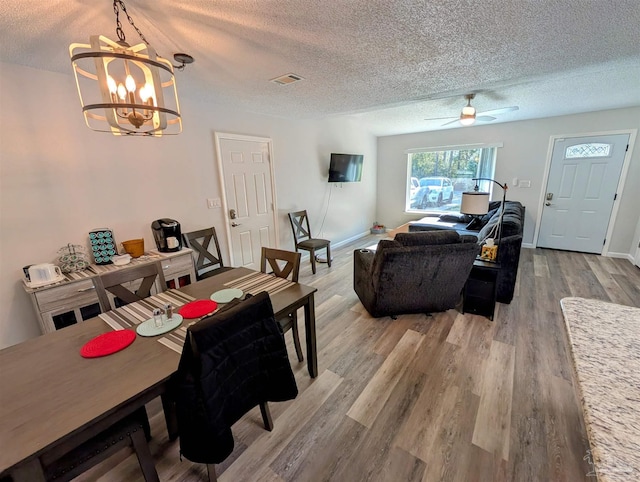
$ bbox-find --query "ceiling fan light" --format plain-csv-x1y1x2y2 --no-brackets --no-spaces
461,105,476,116
460,113,476,126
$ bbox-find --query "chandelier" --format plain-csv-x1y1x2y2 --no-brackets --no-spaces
69,0,193,136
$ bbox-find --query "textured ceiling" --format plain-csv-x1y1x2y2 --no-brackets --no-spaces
2,0,639,135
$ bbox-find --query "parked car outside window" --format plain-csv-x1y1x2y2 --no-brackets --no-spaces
410,177,454,209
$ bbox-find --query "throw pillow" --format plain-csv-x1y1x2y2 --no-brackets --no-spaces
438,213,471,223
476,210,501,244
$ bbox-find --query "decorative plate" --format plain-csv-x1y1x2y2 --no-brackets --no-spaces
136,314,184,337
210,288,243,303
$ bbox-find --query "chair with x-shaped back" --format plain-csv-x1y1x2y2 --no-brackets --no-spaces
288,210,331,275
182,227,233,280
94,261,166,312
260,247,303,361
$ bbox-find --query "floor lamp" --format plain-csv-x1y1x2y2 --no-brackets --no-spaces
460,178,508,261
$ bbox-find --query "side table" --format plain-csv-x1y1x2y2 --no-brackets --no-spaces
463,259,500,320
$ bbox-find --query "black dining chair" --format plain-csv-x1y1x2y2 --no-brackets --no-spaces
261,247,303,362
288,210,331,274
170,291,297,481
93,261,166,312
182,227,233,280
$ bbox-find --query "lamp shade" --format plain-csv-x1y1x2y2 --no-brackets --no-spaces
460,191,489,215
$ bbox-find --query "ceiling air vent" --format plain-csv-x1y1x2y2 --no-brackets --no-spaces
270,73,304,85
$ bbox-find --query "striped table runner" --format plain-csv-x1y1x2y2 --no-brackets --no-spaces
223,271,295,296
158,273,296,353
158,272,297,353
98,273,296,355
98,289,195,354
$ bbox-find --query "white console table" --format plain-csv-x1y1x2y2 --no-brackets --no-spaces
23,249,196,334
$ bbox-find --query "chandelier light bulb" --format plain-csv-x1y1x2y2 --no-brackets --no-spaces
125,75,136,93
117,83,127,101
139,84,152,103
107,75,117,94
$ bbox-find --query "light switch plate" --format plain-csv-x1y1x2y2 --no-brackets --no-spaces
207,198,222,209
518,180,531,188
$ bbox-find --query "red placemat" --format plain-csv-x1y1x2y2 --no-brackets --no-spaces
80,330,136,358
178,299,218,319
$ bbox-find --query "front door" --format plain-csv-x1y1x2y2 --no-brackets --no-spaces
215,133,277,270
537,134,629,253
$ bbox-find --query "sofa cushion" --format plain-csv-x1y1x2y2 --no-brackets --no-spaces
501,214,522,237
395,230,461,246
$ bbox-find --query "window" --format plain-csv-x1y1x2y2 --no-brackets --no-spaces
406,145,498,213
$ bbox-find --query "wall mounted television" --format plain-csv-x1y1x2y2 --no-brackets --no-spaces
328,153,364,182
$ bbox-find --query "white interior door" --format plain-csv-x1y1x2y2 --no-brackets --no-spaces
215,133,277,270
537,134,629,253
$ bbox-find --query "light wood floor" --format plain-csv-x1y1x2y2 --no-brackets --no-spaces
78,236,640,482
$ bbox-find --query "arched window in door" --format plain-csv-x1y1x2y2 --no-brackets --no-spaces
565,143,611,159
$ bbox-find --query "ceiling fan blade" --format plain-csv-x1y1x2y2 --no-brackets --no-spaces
442,118,461,126
477,106,519,117
476,115,497,122
424,116,457,121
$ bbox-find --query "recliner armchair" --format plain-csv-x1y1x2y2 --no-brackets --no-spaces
354,230,479,318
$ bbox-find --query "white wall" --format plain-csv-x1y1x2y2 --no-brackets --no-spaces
0,63,377,348
377,108,640,255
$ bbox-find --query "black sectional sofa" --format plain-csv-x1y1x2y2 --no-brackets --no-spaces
408,200,525,304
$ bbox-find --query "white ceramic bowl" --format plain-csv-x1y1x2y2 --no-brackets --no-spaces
112,254,132,266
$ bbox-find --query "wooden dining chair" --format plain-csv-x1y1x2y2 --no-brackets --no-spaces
94,261,166,312
261,247,303,362
182,227,233,280
170,292,297,482
288,210,331,274
41,407,158,482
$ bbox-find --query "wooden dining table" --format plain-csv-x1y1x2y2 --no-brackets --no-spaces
0,267,317,481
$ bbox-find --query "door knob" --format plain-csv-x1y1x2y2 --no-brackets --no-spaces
231,222,241,227
545,202,552,206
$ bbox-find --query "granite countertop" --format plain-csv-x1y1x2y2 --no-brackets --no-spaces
560,297,640,482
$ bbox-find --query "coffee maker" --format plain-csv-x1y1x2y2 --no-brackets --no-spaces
151,219,182,252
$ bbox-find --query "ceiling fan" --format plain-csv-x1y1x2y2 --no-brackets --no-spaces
426,94,519,126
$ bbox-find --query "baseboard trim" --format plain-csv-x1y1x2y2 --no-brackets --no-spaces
522,243,534,249
605,251,635,262
293,231,370,261
332,231,370,249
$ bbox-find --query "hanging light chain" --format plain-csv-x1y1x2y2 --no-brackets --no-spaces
113,0,150,46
